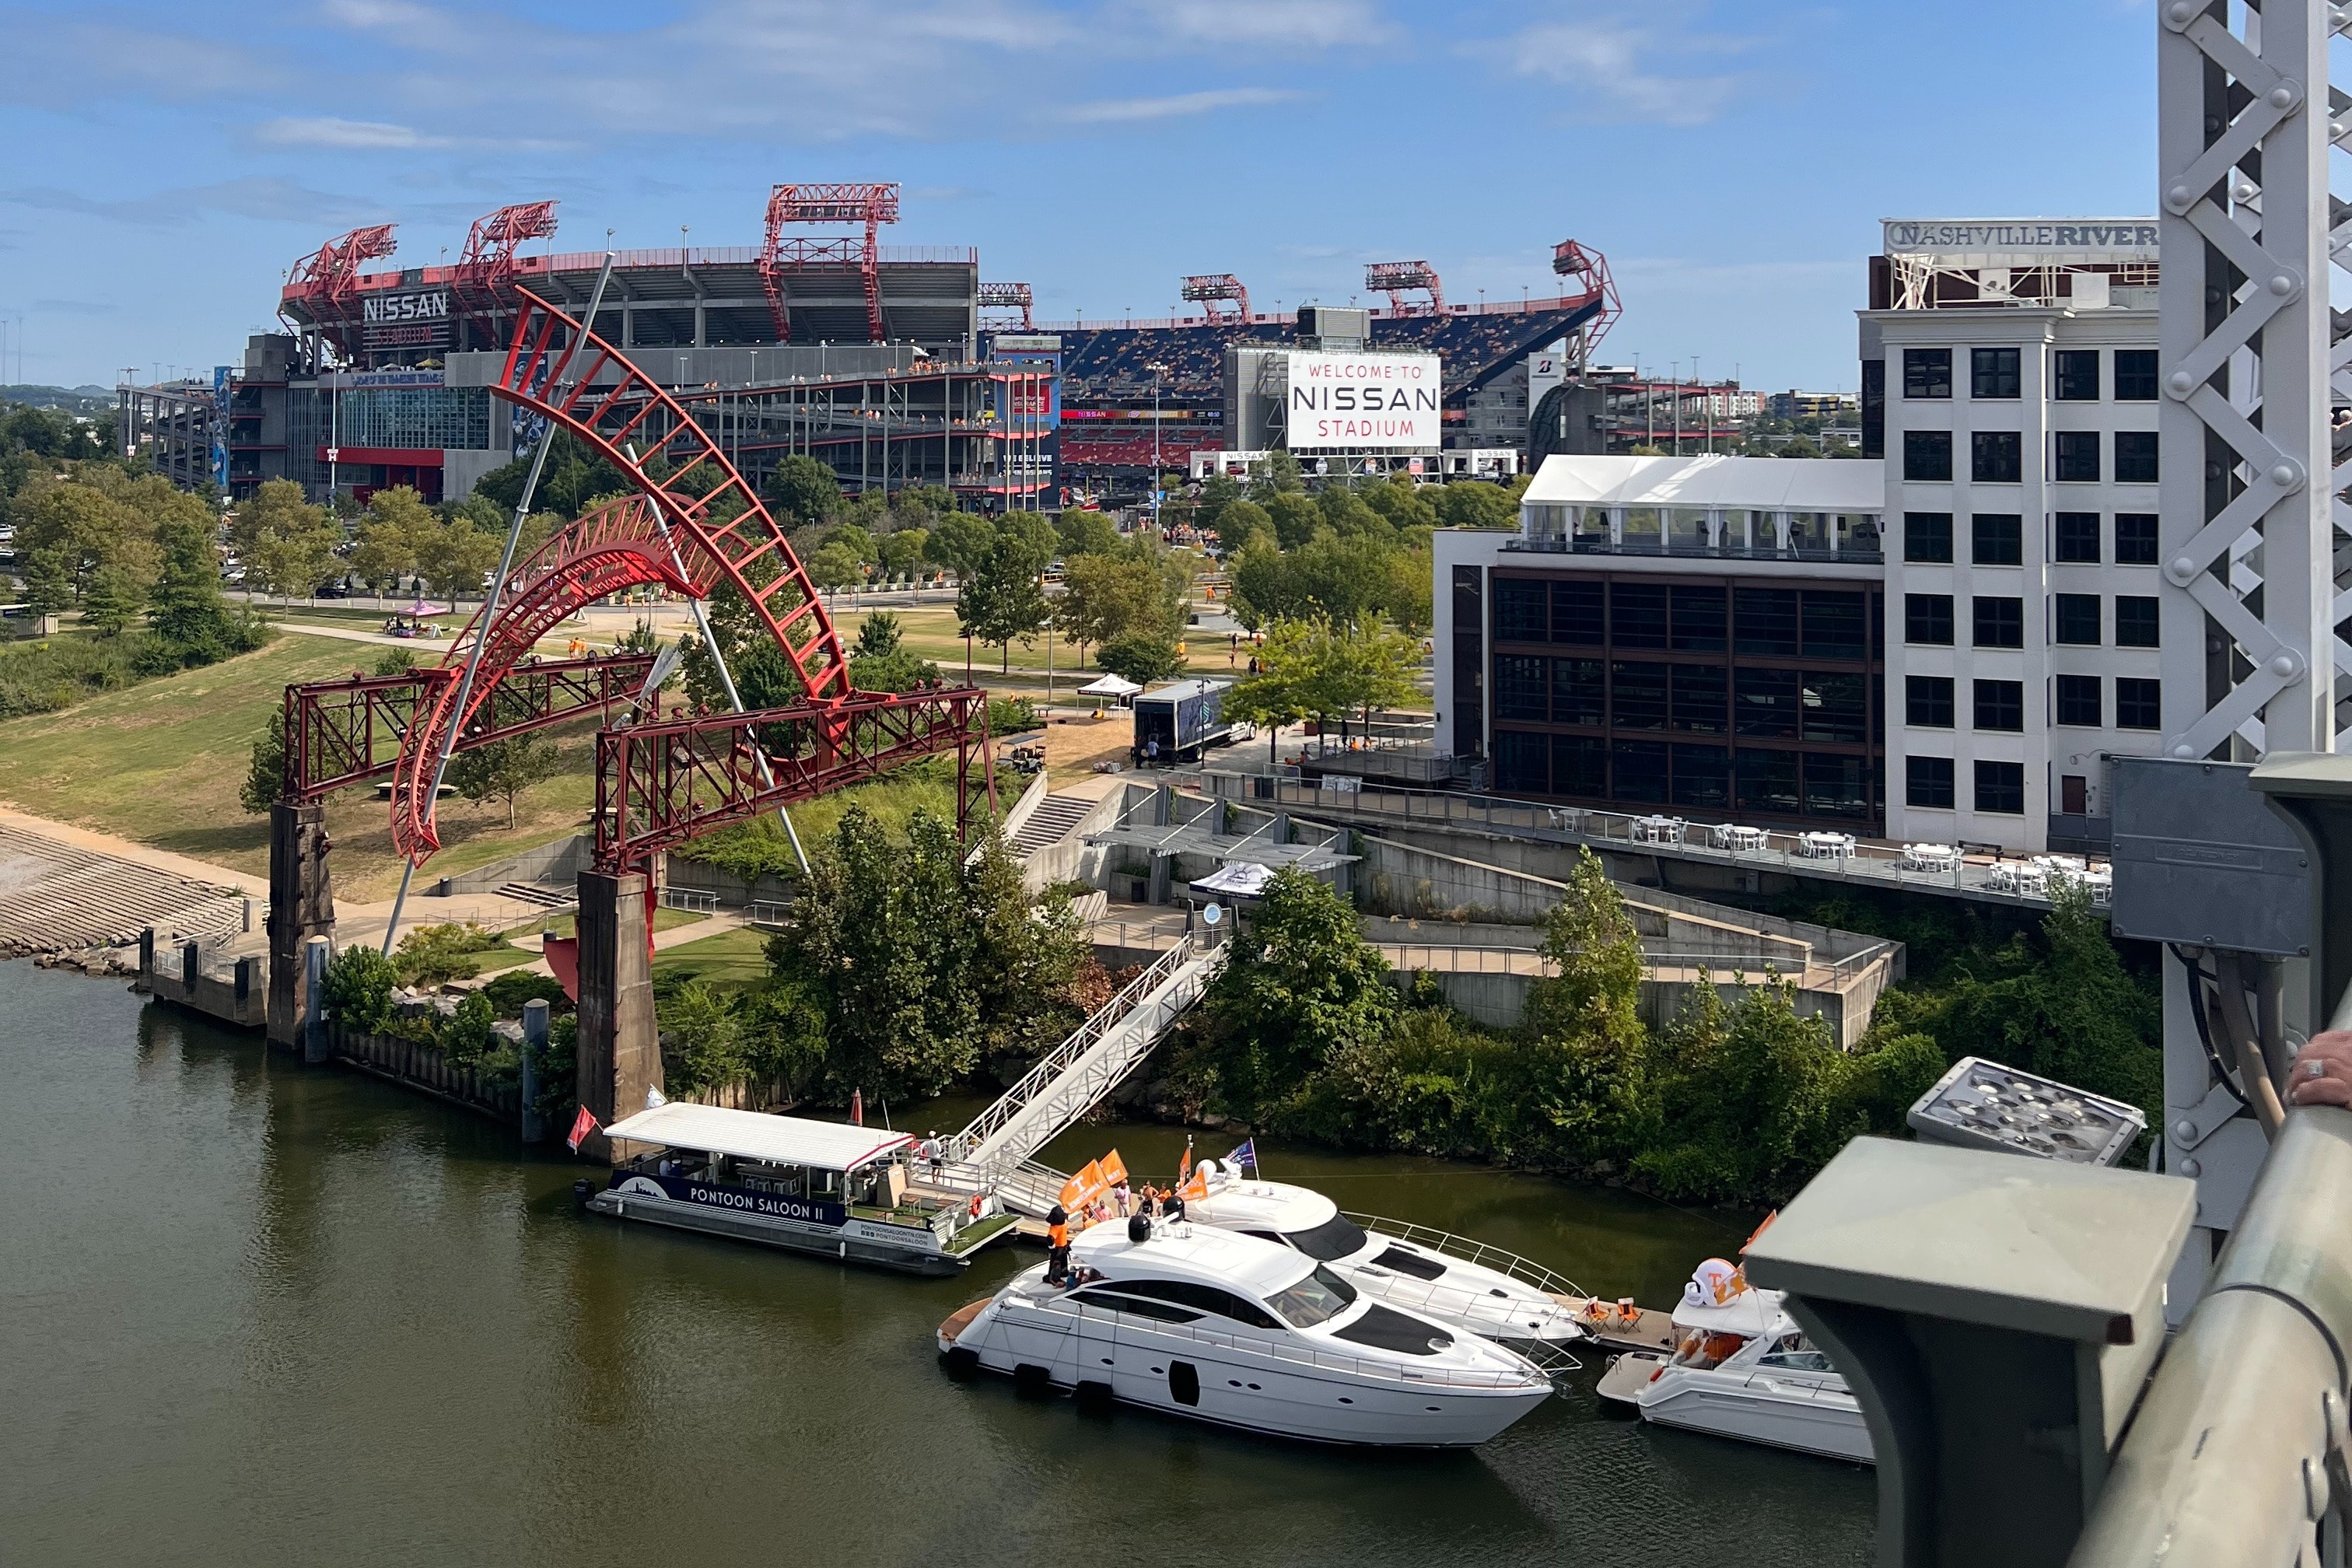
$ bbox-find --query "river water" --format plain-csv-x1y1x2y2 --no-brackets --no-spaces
2,961,1873,1566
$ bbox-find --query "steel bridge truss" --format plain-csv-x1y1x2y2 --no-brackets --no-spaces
282,651,656,804
2157,0,2342,761
592,686,995,872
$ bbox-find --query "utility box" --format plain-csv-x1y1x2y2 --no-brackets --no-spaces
1906,1056,2146,1167
1132,679,1232,765
2109,756,2310,956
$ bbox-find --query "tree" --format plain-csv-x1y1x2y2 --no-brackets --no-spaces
1054,509,1121,558
240,706,287,814
144,511,262,670
235,478,338,600
1096,633,1185,684
1052,552,1181,662
415,513,502,605
765,453,841,526
351,485,434,597
956,529,1048,673
1223,656,1311,764
926,511,996,581
13,480,152,603
1266,492,1321,550
849,611,940,692
1211,497,1272,555
877,525,928,583
1193,866,1394,1120
447,733,560,828
1242,614,1419,738
809,540,866,603
1433,482,1517,530
80,565,142,636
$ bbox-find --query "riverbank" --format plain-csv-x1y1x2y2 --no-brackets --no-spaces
2,959,1872,1567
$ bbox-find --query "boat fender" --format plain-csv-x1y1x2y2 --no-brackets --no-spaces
1127,1215,1151,1243
572,1179,592,1212
1648,1364,1664,1384
943,1346,980,1381
969,1193,985,1219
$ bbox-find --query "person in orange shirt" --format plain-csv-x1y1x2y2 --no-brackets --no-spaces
1045,1204,1071,1284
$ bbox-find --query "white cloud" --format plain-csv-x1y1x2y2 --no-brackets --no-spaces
0,177,378,229
1135,0,1397,48
255,116,443,149
1066,87,1304,123
1475,3,1752,126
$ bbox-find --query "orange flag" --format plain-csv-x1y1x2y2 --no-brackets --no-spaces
1100,1150,1129,1188
1180,1164,1208,1203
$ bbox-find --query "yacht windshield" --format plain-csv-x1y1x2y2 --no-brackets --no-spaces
1280,1213,1369,1262
1266,1264,1360,1328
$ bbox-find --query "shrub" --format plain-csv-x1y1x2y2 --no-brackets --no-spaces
321,944,399,1034
480,969,572,1019
394,922,501,986
986,695,1041,737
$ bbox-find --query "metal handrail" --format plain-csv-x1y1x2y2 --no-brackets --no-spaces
1343,1211,1587,1301
1002,1280,1553,1391
944,933,1199,1167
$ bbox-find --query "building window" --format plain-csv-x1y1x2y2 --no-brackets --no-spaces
1671,744,1731,810
1801,591,1869,660
1495,579,1549,642
1904,429,1954,482
2115,432,2159,484
1553,734,1607,794
1734,667,1801,738
2114,350,2159,401
1550,579,1605,644
1906,755,1955,809
1906,593,1955,646
1975,760,2026,814
2053,350,2101,401
1496,655,1550,720
1451,567,1483,758
1669,586,1727,652
2053,431,2102,483
1861,359,1885,457
1553,657,1605,725
1803,672,1870,744
1610,583,1669,649
1974,679,2025,731
1732,587,1801,656
1612,740,1671,804
2053,593,2102,646
2115,513,2158,565
1971,513,2022,565
1610,661,1669,730
1804,754,1871,819
2054,511,2101,563
1670,663,1727,733
2115,595,2160,647
1903,511,1953,564
1972,596,2025,648
1735,748,1802,814
1972,347,2021,400
1494,730,1548,792
1903,348,1952,399
1972,431,2023,483
1907,675,1955,728
2116,677,2162,730
2056,674,2102,727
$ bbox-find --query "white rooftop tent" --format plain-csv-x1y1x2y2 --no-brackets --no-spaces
1077,673,1143,699
602,1102,916,1171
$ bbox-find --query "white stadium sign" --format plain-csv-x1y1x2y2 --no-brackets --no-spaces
1286,351,1440,450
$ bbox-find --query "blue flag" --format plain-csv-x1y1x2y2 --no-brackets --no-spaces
1228,1139,1257,1171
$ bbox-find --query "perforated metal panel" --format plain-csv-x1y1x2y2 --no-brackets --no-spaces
2108,756,2309,955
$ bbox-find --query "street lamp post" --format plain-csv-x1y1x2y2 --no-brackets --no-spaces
1149,360,1169,532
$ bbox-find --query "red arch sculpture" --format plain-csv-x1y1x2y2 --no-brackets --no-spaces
388,286,854,866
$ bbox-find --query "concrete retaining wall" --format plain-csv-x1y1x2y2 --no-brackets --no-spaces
1395,965,1870,1046
665,855,798,909
139,933,266,1030
432,833,590,897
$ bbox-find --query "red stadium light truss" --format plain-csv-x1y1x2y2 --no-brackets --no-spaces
1364,260,1444,317
280,222,399,349
594,687,996,873
1180,273,1251,324
452,200,558,319
978,281,1034,331
1550,238,1622,364
386,292,858,867
759,182,901,344
281,650,655,804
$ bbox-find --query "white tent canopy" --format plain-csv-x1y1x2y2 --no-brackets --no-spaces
1077,673,1143,698
602,1102,916,1171
1192,861,1275,897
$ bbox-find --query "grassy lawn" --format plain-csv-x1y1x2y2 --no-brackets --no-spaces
0,635,606,898
649,925,772,992
528,907,708,940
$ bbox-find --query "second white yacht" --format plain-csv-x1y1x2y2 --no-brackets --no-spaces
1179,1160,1590,1346
938,1216,1556,1447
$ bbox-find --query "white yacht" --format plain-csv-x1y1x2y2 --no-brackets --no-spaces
1596,1260,1872,1464
1178,1160,1589,1346
938,1217,1556,1447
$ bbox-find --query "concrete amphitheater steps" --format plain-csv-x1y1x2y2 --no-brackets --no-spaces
0,824,249,955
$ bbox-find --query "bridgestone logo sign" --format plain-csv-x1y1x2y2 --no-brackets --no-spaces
363,291,450,324
1285,352,1440,450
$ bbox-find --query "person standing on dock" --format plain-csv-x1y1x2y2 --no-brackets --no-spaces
1046,1205,1071,1285
920,1131,943,1181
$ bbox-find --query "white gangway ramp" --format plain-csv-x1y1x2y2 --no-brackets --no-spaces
943,930,1225,1195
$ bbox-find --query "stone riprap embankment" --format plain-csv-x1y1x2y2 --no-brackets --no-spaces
0,823,249,959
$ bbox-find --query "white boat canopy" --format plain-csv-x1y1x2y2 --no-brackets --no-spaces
1076,673,1143,698
603,1102,917,1173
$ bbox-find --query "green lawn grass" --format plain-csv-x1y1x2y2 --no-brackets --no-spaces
649,925,772,992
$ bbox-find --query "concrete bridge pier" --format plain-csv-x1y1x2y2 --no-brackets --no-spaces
575,868,661,1164
266,800,334,1052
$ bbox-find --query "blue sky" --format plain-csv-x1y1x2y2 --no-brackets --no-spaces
1,0,2157,392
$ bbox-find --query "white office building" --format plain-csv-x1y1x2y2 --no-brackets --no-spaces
1430,218,2165,857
